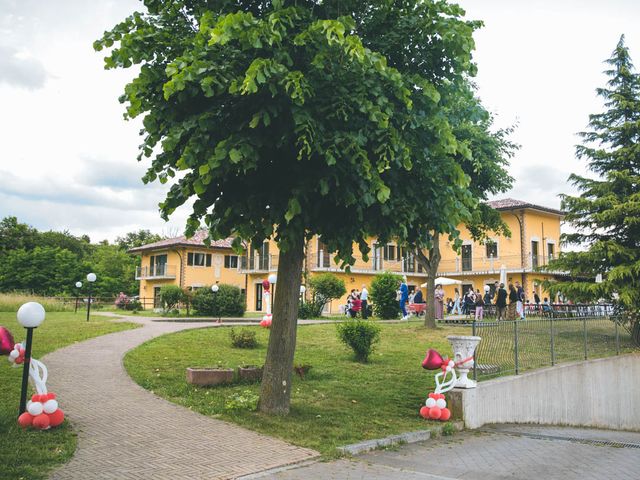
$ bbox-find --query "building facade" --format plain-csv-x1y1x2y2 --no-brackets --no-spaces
130,198,565,312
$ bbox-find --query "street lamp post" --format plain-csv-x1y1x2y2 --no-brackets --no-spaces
17,302,45,415
211,284,221,323
300,285,306,304
74,281,82,313
268,274,277,313
86,273,97,322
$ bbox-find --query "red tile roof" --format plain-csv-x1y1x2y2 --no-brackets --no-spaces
128,230,235,253
487,198,564,216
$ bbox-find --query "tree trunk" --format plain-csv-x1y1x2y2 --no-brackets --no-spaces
415,235,441,329
259,236,305,415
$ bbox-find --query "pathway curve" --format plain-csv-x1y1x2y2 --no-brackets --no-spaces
45,316,318,480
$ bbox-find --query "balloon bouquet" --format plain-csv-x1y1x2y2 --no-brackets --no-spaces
1,326,65,430
419,348,472,422
259,279,273,328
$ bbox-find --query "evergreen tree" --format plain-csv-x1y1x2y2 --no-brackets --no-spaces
546,35,640,343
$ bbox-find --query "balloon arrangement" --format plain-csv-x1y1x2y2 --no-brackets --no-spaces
259,279,273,328
1,326,65,430
419,348,471,422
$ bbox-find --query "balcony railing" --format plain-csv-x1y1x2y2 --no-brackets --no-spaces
238,254,278,273
135,264,177,280
311,250,427,275
437,253,559,275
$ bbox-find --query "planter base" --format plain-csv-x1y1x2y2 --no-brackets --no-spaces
186,367,234,386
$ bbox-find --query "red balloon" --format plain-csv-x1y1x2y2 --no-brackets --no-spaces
0,327,14,356
440,408,451,421
18,412,33,428
428,406,442,420
422,349,445,370
15,357,24,364
48,409,65,427
262,279,270,291
419,406,430,419
47,392,57,400
32,414,51,430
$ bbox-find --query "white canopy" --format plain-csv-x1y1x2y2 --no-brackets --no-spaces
421,277,463,288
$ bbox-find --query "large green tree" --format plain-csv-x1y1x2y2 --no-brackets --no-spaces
545,35,640,343
96,0,485,414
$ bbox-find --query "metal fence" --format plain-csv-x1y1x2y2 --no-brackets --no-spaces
471,315,638,380
440,303,616,323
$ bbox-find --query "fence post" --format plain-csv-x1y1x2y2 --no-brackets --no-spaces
615,318,620,355
583,316,588,360
472,319,478,381
550,316,555,366
514,320,519,375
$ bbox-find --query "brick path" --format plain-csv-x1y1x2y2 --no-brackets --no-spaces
258,424,640,479
44,316,318,479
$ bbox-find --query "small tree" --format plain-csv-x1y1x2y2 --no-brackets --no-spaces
370,272,402,320
192,284,245,317
159,285,184,312
336,319,381,362
303,273,346,318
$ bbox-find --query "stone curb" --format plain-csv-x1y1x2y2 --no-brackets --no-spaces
337,421,465,456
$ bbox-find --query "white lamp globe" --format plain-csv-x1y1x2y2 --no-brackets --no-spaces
211,284,219,293
300,285,306,294
17,302,46,328
75,281,82,289
268,274,277,284
86,273,97,283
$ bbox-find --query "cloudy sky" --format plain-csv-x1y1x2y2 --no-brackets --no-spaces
1,0,639,242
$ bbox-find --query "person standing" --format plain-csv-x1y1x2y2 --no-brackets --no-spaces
533,290,541,312
399,276,409,320
434,284,444,320
508,283,518,320
360,285,369,319
413,287,424,304
474,288,484,321
496,283,508,321
452,288,462,315
349,294,362,318
515,281,525,319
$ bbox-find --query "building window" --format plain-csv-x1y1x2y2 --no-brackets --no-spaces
531,241,539,268
547,243,555,262
372,243,383,271
224,255,238,268
317,239,331,268
188,252,211,267
461,244,472,272
485,240,498,258
383,244,397,261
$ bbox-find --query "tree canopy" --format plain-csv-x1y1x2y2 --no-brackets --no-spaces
545,35,640,339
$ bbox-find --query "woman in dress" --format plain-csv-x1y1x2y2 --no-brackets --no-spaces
434,284,444,320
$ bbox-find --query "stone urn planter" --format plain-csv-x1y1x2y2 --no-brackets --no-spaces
186,367,234,386
238,365,263,383
447,335,481,389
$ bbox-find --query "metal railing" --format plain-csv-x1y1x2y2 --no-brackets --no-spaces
437,253,559,275
310,250,427,275
135,264,177,279
470,314,638,380
238,254,277,272
440,303,616,321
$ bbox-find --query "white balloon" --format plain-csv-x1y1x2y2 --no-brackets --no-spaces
425,398,436,408
28,401,43,416
9,350,18,359
43,399,59,414
446,366,452,372
436,398,447,409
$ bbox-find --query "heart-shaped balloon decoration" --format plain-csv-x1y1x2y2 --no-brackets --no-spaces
262,279,270,291
0,327,14,356
422,348,444,370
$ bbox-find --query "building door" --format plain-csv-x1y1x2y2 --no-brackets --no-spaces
149,254,167,276
461,245,472,272
531,241,539,268
255,283,263,311
153,286,162,308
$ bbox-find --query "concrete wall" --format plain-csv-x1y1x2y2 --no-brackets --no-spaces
449,353,640,431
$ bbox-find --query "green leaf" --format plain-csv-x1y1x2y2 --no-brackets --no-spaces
284,198,302,223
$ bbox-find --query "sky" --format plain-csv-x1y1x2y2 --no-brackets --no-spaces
1,0,639,242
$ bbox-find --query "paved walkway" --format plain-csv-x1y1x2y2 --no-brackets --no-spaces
256,424,640,480
45,316,318,479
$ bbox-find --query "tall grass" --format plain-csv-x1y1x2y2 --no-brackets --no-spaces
0,293,74,312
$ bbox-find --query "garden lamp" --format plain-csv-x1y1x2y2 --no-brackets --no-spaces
86,273,96,322
211,284,221,323
74,281,82,313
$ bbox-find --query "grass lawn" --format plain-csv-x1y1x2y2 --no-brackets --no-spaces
125,321,461,456
0,312,139,480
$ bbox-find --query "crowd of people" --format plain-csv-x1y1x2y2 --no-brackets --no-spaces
345,285,369,319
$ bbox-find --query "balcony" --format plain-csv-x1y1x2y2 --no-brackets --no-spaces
311,250,427,276
135,264,177,280
238,254,278,273
437,252,560,276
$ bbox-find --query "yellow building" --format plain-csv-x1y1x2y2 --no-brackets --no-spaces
129,198,565,312
129,231,246,308
436,198,564,302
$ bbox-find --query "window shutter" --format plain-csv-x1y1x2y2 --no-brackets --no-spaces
206,254,212,267
187,253,194,266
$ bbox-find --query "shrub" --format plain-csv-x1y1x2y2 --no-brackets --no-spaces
229,328,258,349
336,319,381,362
301,273,347,318
370,272,402,319
159,285,184,312
192,284,246,317
224,390,260,412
